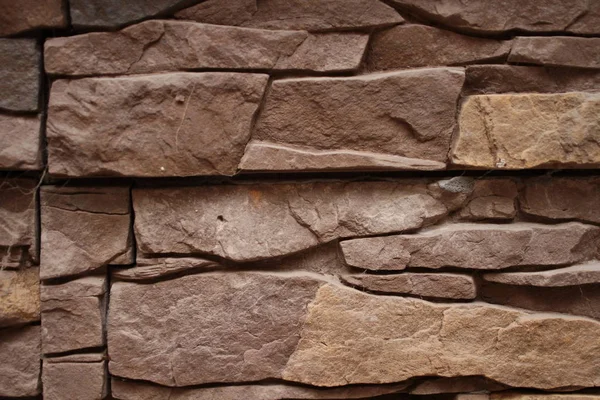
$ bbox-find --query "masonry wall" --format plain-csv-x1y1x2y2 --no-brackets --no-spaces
1,1,600,399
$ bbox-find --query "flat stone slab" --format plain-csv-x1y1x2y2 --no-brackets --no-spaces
483,262,600,287
42,358,107,400
0,0,66,36
0,113,42,170
0,267,40,328
0,325,41,397
509,37,600,70
0,39,40,112
113,258,219,281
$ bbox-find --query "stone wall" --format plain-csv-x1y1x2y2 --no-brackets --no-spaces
1,1,600,399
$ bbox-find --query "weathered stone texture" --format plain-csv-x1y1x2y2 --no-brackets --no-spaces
42,358,107,400
509,37,600,69
452,93,600,169
387,0,600,35
493,393,600,400
113,258,219,281
40,186,132,279
483,262,600,287
47,73,268,177
0,114,42,170
458,179,517,221
341,223,600,271
0,39,40,111
0,325,41,397
244,68,464,172
175,0,403,31
41,276,107,354
0,0,66,36
368,25,511,71
0,267,40,327
411,376,507,395
341,273,476,300
45,21,368,76
134,181,458,262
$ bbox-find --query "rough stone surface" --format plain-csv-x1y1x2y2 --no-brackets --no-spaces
465,65,600,95
47,73,268,177
452,93,600,169
113,258,219,281
134,181,454,262
247,68,465,171
0,267,40,327
41,276,107,354
340,222,600,271
0,0,66,36
108,273,600,388
42,359,107,400
367,25,511,71
341,273,477,299
0,39,40,111
387,0,600,35
492,393,600,400
520,177,600,224
175,0,403,31
0,325,41,397
509,37,600,70
45,21,368,76
40,186,132,279
112,379,408,400
0,113,42,170
483,262,600,287
411,376,507,395
0,178,38,267
458,179,517,221
46,352,105,363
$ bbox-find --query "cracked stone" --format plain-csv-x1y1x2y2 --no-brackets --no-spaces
45,20,368,76
0,0,66,36
451,93,600,169
47,73,268,177
42,357,107,400
0,113,42,170
0,325,41,397
458,179,517,221
509,37,600,70
0,267,40,328
483,262,600,287
40,186,132,279
0,39,40,112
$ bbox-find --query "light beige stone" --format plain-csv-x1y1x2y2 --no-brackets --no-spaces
0,325,41,397
0,113,42,170
0,267,40,327
509,37,600,69
42,359,107,400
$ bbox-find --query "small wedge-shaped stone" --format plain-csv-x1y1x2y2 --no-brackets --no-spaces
0,39,40,111
47,73,268,177
0,267,40,327
43,358,107,400
458,179,517,221
134,181,454,262
108,272,600,388
520,177,600,224
0,325,41,397
387,0,600,35
483,262,600,287
41,186,132,279
368,25,511,71
45,20,368,76
175,0,403,31
0,114,42,170
113,258,219,281
509,37,600,70
452,93,600,169
247,68,464,171
0,0,66,36
341,273,476,300
340,223,600,271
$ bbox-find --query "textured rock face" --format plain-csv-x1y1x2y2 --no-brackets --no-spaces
45,21,368,76
41,276,107,354
340,223,600,271
483,262,600,287
47,73,267,177
175,0,403,31
40,186,132,279
134,181,454,262
509,37,600,69
0,39,40,112
113,258,219,281
387,0,600,34
245,68,464,171
367,25,511,71
42,358,107,400
452,93,600,169
0,325,41,397
411,376,507,395
493,394,600,400
341,273,476,300
0,0,66,36
0,267,40,327
0,114,42,170
458,179,517,221
520,177,600,224
0,179,38,268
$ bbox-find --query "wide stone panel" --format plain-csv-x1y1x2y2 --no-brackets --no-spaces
451,93,600,169
340,222,600,271
0,325,41,397
367,25,510,71
45,20,368,76
42,358,107,400
40,186,132,279
0,0,66,36
244,68,464,172
0,39,40,111
175,0,403,31
108,273,600,388
0,114,42,170
483,262,600,287
0,267,40,327
47,73,268,177
133,181,457,262
509,37,600,69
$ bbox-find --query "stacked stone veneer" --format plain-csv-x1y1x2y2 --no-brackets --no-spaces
1,1,600,399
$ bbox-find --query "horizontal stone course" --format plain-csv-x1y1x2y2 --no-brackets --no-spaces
509,37,600,70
